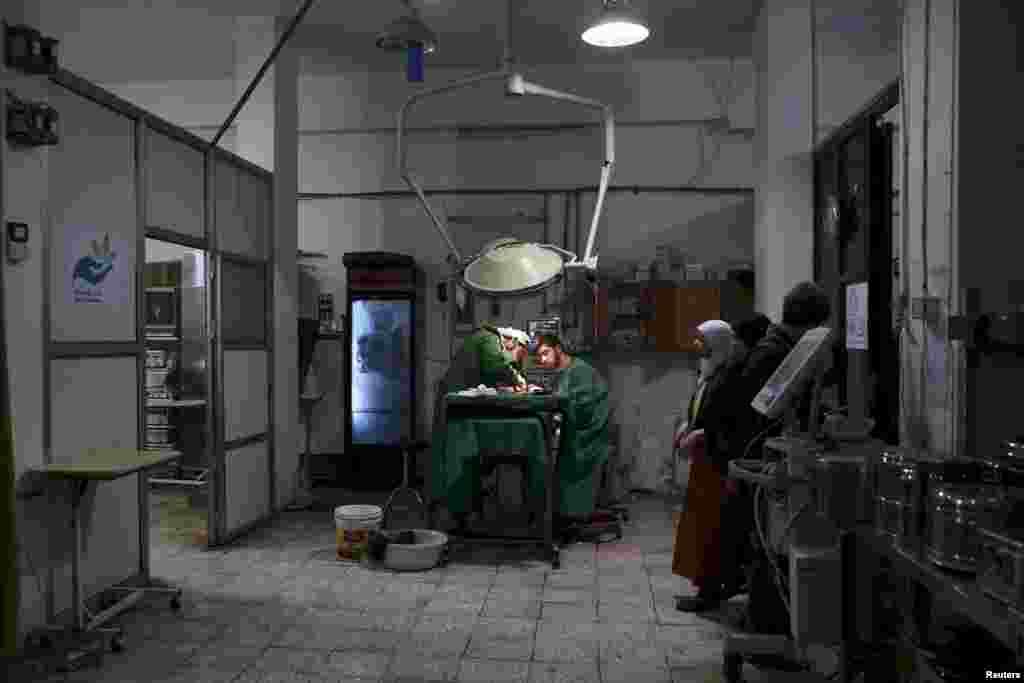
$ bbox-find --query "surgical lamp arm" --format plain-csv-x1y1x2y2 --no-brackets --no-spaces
396,70,616,271
397,70,513,265
505,75,615,269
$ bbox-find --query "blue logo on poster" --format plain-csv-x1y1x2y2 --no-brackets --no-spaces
72,233,116,303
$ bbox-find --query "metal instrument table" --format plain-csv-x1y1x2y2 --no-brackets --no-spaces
35,448,185,668
440,393,564,568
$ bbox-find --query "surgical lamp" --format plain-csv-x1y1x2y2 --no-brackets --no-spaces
397,74,615,297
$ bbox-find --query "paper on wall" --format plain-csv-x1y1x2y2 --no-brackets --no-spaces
846,282,868,350
67,230,130,307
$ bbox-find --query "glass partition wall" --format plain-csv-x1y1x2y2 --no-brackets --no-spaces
143,238,211,548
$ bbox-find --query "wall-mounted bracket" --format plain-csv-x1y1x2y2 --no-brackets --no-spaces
5,90,59,147
910,296,944,326
3,22,59,75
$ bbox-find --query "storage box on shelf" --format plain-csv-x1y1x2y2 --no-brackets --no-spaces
591,276,750,352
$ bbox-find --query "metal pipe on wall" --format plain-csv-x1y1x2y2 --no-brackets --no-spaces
300,186,754,200
211,0,316,148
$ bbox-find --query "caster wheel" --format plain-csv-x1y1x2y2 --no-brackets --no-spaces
111,635,125,653
723,653,744,683
170,595,182,610
550,549,561,569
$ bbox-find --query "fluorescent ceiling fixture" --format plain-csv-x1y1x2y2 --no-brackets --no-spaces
581,1,650,47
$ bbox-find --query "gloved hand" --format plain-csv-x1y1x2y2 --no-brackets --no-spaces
678,429,706,464
678,428,705,452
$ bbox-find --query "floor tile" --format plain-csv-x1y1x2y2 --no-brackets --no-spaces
385,654,460,682
540,588,594,605
325,649,392,678
532,621,600,664
526,661,600,683
330,628,408,652
482,598,542,619
539,602,598,624
599,622,661,663
458,658,531,682
464,617,536,661
601,659,671,683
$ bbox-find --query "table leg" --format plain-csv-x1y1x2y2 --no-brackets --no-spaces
71,481,86,633
544,415,560,568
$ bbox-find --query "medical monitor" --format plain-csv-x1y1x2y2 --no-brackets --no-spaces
751,326,833,419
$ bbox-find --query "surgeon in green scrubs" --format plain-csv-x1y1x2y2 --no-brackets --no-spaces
534,333,610,517
442,324,528,396
428,325,530,520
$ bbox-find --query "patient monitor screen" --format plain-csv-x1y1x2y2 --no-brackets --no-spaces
350,299,412,445
751,327,832,419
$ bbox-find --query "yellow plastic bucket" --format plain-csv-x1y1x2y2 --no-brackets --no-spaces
335,505,383,561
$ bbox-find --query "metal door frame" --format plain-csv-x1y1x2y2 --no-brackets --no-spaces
208,157,275,546
814,81,900,443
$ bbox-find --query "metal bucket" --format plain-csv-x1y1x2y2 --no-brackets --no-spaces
873,448,917,541
902,456,981,554
924,483,1005,574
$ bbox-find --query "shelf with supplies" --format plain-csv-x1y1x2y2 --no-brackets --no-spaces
589,278,751,353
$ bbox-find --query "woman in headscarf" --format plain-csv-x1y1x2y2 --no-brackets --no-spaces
671,319,737,612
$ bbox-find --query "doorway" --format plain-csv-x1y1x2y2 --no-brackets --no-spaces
814,82,900,444
143,238,212,551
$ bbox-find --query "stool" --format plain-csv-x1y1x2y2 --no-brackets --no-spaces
382,439,431,530
476,449,530,522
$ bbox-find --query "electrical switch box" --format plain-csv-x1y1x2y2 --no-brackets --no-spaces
6,91,59,147
983,312,1024,346
6,221,29,264
3,22,59,74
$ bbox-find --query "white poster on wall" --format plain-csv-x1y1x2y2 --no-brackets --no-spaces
66,231,130,307
846,282,868,350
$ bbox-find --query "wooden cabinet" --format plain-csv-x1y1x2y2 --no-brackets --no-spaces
594,280,750,352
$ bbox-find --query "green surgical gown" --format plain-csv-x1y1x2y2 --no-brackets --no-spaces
555,357,610,516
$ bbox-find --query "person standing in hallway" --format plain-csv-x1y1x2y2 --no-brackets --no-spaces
671,319,738,611
723,283,832,636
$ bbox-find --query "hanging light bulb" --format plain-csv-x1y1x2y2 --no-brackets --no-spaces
581,0,650,48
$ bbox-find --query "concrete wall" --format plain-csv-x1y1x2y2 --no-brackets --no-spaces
896,0,958,456
752,0,816,323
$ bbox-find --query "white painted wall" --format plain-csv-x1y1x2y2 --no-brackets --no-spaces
752,0,816,324
3,60,51,642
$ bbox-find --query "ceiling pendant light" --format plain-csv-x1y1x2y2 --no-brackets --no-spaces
581,0,650,48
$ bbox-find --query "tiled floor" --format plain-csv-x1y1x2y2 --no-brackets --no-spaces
12,494,822,682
